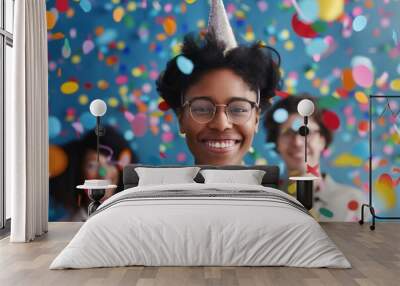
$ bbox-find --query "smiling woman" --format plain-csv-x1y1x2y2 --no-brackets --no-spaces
156,32,281,165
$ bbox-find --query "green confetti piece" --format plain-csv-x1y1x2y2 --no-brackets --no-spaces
317,96,340,109
98,166,107,177
123,15,135,29
319,207,333,218
311,21,327,33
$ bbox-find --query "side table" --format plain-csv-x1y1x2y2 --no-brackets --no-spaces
77,180,117,215
289,176,319,210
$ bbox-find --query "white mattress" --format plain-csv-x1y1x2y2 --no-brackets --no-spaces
50,183,351,269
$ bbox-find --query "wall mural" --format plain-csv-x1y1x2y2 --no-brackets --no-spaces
47,0,400,222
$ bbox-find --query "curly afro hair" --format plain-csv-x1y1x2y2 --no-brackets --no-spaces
156,32,282,114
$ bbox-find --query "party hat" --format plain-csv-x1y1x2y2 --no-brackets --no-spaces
207,0,238,52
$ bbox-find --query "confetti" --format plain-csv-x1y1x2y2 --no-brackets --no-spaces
322,110,340,130
353,15,367,32
318,0,344,22
80,0,92,13
55,0,69,13
49,116,62,138
297,0,319,23
333,153,363,167
49,145,68,178
273,108,289,123
176,55,194,75
60,81,79,94
375,173,396,209
46,11,57,30
352,65,373,88
291,13,318,38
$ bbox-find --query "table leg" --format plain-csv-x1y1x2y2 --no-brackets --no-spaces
296,180,314,210
87,189,105,215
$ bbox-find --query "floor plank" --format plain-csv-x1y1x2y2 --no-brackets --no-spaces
0,222,399,286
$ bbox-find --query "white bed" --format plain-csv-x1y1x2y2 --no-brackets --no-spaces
50,183,351,269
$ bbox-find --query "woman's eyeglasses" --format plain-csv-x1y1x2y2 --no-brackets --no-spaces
181,91,260,125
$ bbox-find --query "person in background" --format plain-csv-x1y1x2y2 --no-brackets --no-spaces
49,126,137,221
156,32,281,165
263,94,365,221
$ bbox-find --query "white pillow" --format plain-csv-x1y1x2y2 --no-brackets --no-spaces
135,167,200,186
200,169,266,185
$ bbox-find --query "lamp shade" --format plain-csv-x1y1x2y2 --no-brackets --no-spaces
89,99,107,117
297,99,315,117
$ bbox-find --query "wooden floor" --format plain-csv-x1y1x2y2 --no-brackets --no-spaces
0,222,399,286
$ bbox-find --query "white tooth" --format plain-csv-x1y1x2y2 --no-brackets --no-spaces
221,142,226,148
216,142,221,148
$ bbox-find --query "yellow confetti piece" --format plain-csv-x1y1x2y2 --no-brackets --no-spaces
97,80,109,90
197,19,205,29
108,97,119,107
71,55,81,64
117,41,126,50
284,40,294,51
318,0,344,22
288,182,296,195
255,158,267,165
132,67,142,77
151,111,164,117
79,95,89,105
244,26,255,42
375,174,396,209
112,0,120,4
163,17,177,36
320,85,330,95
235,10,245,19
127,1,136,11
390,79,400,91
305,69,315,80
390,132,400,144
171,43,182,56
46,11,57,30
60,81,79,95
280,29,290,40
355,91,368,104
333,153,363,167
119,85,128,96
113,6,125,23
185,0,197,4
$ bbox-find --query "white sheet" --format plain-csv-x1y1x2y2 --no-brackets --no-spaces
50,183,351,269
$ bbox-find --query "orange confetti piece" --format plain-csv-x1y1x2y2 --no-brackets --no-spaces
180,3,187,13
164,113,173,122
95,26,104,36
136,101,147,113
163,16,177,36
106,55,119,66
156,33,167,41
46,11,57,30
49,32,65,40
341,68,356,91
150,125,159,135
113,6,125,23
377,116,385,126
